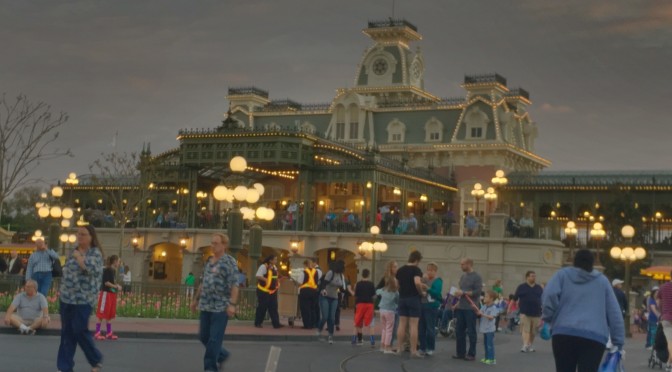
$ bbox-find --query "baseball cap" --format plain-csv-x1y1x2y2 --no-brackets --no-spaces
612,279,624,286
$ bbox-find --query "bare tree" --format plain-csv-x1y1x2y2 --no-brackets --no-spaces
0,94,71,220
88,152,143,257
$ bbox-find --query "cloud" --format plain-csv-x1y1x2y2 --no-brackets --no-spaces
539,103,574,113
519,0,672,43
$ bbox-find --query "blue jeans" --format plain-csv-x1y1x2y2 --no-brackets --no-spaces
483,332,495,360
646,321,657,348
455,309,478,357
318,296,338,335
32,271,53,297
57,302,103,372
199,311,230,372
419,307,438,352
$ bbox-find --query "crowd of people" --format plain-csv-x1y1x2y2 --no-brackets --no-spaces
0,228,664,371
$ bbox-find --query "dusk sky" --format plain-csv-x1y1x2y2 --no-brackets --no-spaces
2,0,670,187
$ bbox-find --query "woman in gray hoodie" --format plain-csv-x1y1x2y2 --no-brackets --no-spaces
542,249,625,372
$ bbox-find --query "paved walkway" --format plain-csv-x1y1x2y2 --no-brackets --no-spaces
0,308,367,340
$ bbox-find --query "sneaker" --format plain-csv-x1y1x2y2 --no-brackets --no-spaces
464,355,475,361
105,332,118,340
527,345,535,352
520,345,528,353
94,332,105,340
316,330,322,340
356,340,363,346
666,363,672,372
383,349,395,354
328,336,333,344
485,359,497,365
426,350,434,356
28,329,36,336
480,358,488,364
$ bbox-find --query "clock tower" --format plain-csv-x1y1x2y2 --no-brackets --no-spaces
354,19,426,93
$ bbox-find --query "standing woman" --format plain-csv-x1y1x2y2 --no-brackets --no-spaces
57,225,105,372
317,259,345,344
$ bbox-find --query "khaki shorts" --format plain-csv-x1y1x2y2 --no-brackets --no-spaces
520,315,541,335
662,320,672,342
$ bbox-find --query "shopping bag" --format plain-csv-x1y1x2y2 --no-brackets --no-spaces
598,351,624,372
540,322,551,340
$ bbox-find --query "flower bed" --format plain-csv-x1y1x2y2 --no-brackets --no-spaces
0,282,256,321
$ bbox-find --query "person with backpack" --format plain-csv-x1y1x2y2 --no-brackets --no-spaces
317,260,346,344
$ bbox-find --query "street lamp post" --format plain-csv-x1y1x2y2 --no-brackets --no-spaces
491,170,508,212
36,183,75,255
357,226,388,282
610,225,646,338
564,221,577,262
590,222,606,267
471,183,485,220
212,156,271,261
484,187,497,224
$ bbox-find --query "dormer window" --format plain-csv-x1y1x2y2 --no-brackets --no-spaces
386,119,406,143
424,117,443,142
464,106,489,140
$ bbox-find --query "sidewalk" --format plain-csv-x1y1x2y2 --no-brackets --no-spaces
0,308,368,341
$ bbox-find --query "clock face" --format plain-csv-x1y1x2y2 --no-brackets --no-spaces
372,58,388,76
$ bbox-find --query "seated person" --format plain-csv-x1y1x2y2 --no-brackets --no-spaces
506,217,520,237
3,280,50,335
518,216,534,237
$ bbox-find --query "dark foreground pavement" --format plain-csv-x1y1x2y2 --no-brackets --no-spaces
0,331,657,372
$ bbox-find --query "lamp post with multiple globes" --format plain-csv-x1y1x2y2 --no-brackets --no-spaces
564,221,577,262
357,226,388,282
590,222,606,266
491,170,508,212
36,182,76,255
471,183,485,219
610,225,646,338
212,156,274,284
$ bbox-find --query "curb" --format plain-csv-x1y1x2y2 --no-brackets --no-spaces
0,328,356,342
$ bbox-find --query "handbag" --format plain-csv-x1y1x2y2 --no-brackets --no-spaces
540,322,551,340
51,256,63,278
598,351,624,372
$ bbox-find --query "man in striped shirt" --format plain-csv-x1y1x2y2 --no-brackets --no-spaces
657,273,672,372
25,238,60,297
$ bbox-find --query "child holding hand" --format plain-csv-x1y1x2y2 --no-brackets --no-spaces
478,290,500,365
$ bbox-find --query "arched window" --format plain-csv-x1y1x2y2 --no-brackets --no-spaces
424,117,443,142
386,119,406,143
464,107,488,139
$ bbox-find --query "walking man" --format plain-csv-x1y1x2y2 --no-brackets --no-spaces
191,233,239,372
514,271,543,352
25,238,60,296
453,257,483,361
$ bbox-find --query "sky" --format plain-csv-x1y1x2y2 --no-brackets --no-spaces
1,0,670,188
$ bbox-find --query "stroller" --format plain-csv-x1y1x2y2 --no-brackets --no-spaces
649,322,668,369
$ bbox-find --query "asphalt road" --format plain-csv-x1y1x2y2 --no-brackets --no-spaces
0,332,658,372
